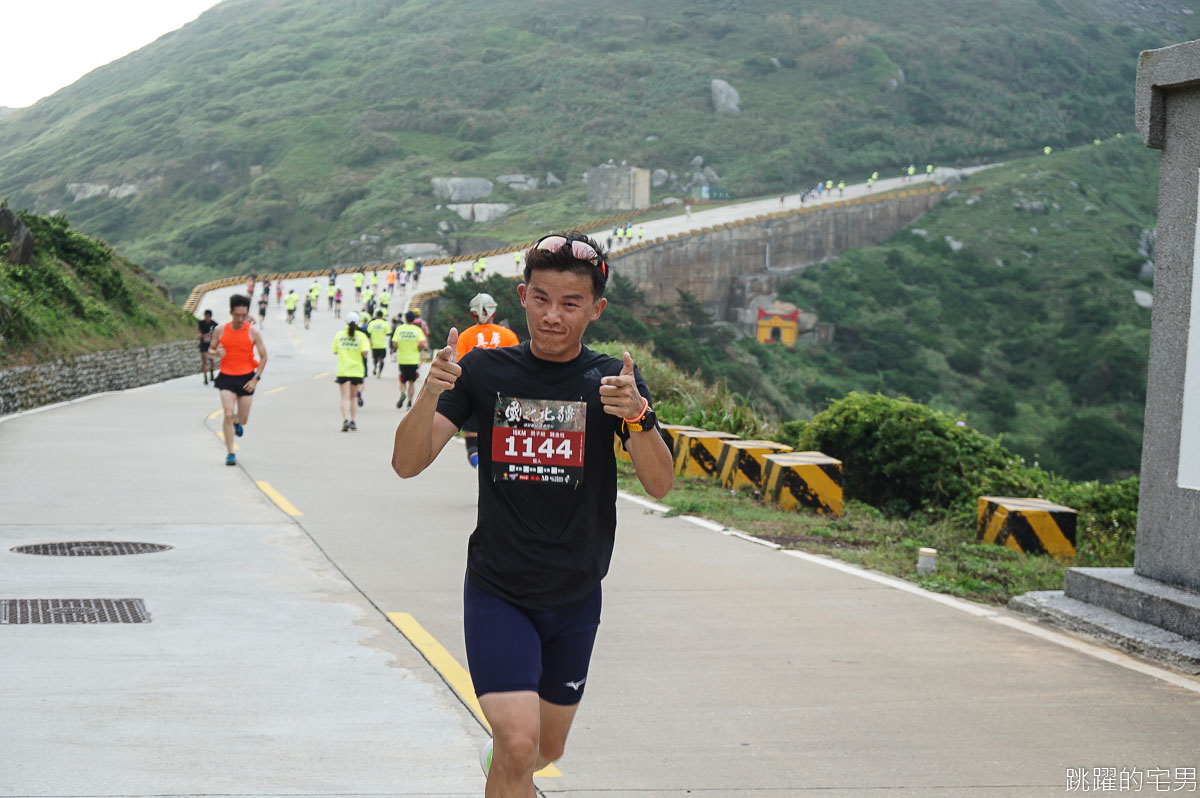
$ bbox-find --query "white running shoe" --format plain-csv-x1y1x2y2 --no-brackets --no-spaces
479,737,493,776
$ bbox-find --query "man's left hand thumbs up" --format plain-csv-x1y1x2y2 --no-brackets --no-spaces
600,351,642,418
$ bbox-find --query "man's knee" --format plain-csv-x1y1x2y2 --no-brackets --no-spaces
493,728,539,776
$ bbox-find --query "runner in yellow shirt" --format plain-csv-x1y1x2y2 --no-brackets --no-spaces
353,271,365,301
391,310,428,409
367,310,392,378
284,290,299,325
332,312,371,431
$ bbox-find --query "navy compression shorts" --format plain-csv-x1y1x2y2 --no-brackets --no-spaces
463,575,601,706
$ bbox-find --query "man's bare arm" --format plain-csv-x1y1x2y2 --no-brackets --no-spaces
600,352,674,499
392,329,461,478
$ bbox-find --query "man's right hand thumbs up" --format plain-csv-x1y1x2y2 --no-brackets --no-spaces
426,327,461,396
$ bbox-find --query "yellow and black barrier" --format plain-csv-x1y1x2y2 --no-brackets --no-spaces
672,430,741,479
614,424,700,464
716,440,794,492
658,424,704,456
977,496,1076,558
762,452,843,516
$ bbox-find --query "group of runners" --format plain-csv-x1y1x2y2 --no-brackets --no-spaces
201,232,674,794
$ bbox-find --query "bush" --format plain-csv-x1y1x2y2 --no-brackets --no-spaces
799,392,1017,514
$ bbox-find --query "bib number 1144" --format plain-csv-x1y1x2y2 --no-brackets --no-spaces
503,434,574,460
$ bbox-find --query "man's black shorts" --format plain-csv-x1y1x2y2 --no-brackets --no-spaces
199,342,211,352
335,375,364,385
372,348,386,362
399,363,419,383
214,371,256,396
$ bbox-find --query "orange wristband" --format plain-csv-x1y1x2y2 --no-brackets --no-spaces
623,396,649,423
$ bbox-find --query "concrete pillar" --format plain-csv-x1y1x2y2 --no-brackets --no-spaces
1008,42,1200,671
1134,40,1200,591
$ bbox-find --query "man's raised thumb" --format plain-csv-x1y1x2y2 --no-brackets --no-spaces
444,327,459,361
621,351,635,376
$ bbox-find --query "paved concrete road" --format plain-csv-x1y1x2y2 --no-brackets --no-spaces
4,185,1199,797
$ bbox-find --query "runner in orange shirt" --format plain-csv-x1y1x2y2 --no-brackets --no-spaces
209,294,268,466
457,293,519,467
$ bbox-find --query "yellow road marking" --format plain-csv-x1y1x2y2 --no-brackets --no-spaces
312,372,331,379
264,386,287,395
208,409,221,421
386,612,562,778
256,481,302,516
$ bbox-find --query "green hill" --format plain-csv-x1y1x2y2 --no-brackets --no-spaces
0,0,1192,299
0,208,196,367
428,136,1157,482
772,136,1157,481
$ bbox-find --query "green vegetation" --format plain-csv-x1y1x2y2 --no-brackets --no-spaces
773,137,1157,481
432,135,1157,484
0,208,197,366
616,388,1138,605
0,0,1191,300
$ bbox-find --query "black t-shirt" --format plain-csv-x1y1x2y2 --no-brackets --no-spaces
437,341,651,610
198,319,218,342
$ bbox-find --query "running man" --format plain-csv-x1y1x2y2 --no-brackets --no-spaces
457,292,519,467
390,231,673,793
368,310,392,378
390,310,427,409
327,282,336,310
284,289,299,324
333,311,370,432
303,294,313,329
198,310,218,385
257,294,269,326
209,295,268,466
353,270,365,301
275,281,283,306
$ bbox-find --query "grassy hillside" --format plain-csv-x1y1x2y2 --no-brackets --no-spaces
427,137,1159,482
771,136,1157,481
0,0,1192,299
0,209,197,367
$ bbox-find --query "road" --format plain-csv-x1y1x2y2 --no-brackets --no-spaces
3,177,1199,797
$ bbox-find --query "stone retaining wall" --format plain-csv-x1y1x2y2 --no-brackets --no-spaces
610,188,946,323
0,340,197,416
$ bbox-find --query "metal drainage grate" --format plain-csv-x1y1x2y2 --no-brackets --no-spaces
10,541,172,557
0,599,150,624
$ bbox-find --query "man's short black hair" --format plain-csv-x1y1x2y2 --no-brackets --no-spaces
523,230,608,300
203,310,213,317
230,294,251,311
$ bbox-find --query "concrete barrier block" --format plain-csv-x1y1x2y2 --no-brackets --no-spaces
762,451,843,516
672,429,741,479
977,496,1077,558
716,439,794,491
658,424,704,456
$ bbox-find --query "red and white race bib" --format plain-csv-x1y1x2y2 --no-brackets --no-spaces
491,396,586,486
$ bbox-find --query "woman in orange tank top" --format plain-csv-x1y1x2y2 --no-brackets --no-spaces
209,294,268,466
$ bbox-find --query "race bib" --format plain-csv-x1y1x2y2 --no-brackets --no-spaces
491,396,586,486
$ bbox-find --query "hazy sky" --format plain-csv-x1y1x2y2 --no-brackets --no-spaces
0,0,223,108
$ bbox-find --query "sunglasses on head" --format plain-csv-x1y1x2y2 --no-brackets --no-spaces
534,234,607,278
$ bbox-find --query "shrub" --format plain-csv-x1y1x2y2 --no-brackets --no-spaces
798,392,1018,514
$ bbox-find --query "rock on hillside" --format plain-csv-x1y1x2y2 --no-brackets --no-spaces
711,79,740,114
431,178,493,202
